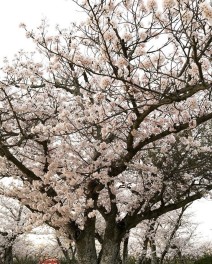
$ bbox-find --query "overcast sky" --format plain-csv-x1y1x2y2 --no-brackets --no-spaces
0,0,212,242
0,0,80,59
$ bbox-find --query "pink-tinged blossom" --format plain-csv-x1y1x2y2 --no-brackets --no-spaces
135,45,146,56
116,57,128,67
182,10,193,23
104,30,116,41
146,0,158,10
162,0,177,9
100,76,111,88
187,97,198,110
88,210,97,218
167,134,176,144
201,58,210,71
200,2,212,24
189,119,197,128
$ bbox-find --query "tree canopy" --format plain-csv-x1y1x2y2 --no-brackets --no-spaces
0,0,211,263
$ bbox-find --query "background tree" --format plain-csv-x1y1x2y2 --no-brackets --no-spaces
130,205,197,264
0,0,211,263
54,232,76,263
0,196,32,264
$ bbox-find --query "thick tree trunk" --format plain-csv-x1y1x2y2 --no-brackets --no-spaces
100,240,122,264
75,230,97,263
4,246,13,264
74,218,98,264
100,219,124,264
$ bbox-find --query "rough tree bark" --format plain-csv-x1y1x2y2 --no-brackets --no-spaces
100,217,125,264
4,246,13,264
74,218,98,264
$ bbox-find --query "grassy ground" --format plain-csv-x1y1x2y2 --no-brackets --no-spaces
12,254,212,264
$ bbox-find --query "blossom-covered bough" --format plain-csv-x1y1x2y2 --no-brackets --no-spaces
0,0,211,263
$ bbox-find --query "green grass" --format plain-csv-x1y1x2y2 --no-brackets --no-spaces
194,254,212,264
13,258,37,264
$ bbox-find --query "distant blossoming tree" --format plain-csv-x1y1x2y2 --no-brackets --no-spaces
130,205,198,264
0,0,211,263
0,196,31,264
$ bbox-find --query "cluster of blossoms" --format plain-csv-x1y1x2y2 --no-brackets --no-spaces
200,1,212,24
163,0,177,9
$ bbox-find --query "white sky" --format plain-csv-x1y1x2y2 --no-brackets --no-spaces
190,198,212,242
0,0,80,60
0,0,212,243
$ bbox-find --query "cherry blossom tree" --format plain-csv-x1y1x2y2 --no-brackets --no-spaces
0,0,212,263
130,205,198,264
0,196,32,264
